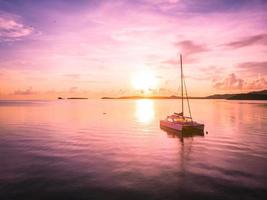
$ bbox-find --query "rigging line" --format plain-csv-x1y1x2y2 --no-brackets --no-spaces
183,78,193,122
177,85,181,111
180,54,184,116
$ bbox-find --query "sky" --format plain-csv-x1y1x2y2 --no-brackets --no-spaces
0,0,266,99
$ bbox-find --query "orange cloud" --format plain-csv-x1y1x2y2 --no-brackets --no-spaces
13,87,38,95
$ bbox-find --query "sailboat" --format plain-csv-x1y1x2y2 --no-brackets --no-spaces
160,54,204,132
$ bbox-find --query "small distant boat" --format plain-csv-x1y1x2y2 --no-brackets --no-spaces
160,54,204,132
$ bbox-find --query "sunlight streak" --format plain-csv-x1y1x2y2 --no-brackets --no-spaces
135,99,155,123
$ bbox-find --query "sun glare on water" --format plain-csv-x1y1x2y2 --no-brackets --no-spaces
135,99,155,123
131,71,158,92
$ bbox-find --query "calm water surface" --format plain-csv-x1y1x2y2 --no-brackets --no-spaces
0,99,267,200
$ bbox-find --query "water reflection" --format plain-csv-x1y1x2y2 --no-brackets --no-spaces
160,126,204,143
135,99,155,123
1,100,267,200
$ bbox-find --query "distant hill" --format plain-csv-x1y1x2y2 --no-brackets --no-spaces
248,90,267,95
205,90,267,100
206,94,234,99
57,97,88,99
102,95,206,99
102,95,181,99
102,90,267,100
227,90,267,100
67,97,88,99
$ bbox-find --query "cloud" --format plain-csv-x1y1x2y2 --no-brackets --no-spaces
142,0,180,11
213,73,267,91
246,78,267,90
226,34,267,49
161,56,197,67
144,0,180,4
181,66,224,82
142,0,262,14
174,40,208,55
13,87,37,95
161,58,177,66
213,73,244,90
0,13,33,41
237,61,267,75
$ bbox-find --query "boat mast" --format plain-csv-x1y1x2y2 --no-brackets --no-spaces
180,54,184,116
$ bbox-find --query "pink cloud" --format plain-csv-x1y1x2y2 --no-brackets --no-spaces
237,61,267,76
161,58,177,65
213,73,267,91
161,56,198,67
246,78,267,90
213,73,244,90
0,14,33,41
174,40,208,55
226,33,267,49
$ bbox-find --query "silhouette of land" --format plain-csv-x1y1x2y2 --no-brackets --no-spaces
58,97,88,99
67,97,88,99
102,90,267,100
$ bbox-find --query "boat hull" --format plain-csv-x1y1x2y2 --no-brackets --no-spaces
160,120,183,131
160,120,204,132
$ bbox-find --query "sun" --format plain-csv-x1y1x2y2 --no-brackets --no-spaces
131,71,158,92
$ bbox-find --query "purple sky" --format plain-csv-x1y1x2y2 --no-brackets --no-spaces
0,0,267,99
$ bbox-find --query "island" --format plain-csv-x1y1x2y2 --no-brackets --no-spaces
58,97,88,100
102,90,267,100
67,97,88,99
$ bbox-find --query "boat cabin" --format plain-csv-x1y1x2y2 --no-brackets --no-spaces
166,113,193,123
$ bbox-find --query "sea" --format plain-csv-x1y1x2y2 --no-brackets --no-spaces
0,99,267,200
